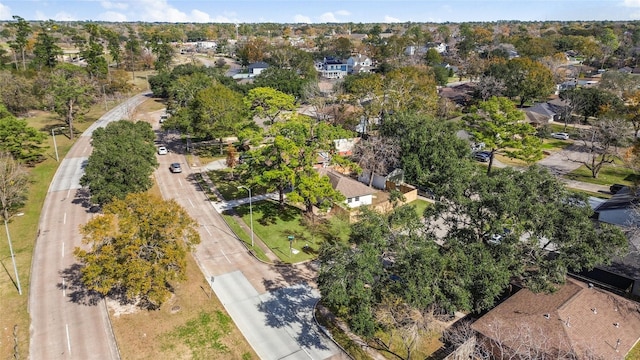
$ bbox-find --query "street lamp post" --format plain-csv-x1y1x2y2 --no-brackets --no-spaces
4,213,24,295
51,127,66,162
237,186,254,248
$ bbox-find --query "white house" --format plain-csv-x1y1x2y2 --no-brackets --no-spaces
318,57,348,79
347,54,373,74
320,169,375,208
426,42,447,54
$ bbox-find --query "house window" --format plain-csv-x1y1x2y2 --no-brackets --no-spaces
355,196,360,201
347,198,352,203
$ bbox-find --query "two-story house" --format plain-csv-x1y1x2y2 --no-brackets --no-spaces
318,57,348,79
346,54,373,74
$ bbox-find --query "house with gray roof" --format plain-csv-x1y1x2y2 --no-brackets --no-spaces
319,169,375,208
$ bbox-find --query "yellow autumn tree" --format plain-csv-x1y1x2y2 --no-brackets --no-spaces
74,193,201,309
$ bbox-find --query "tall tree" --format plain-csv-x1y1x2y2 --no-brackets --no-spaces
79,23,108,79
560,87,624,123
247,135,299,207
381,113,475,201
7,16,32,71
465,97,543,174
80,120,158,206
50,63,93,139
571,117,630,178
187,84,249,141
287,168,345,215
487,57,555,107
0,152,29,229
74,193,201,309
0,104,47,164
244,87,296,124
32,23,63,70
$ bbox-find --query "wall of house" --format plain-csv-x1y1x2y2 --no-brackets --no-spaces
345,194,372,208
443,336,476,360
358,171,386,190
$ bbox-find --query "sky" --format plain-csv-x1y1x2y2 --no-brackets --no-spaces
0,0,639,24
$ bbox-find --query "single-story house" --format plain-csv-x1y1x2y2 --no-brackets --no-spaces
358,168,404,191
248,61,269,77
319,169,375,208
472,278,640,360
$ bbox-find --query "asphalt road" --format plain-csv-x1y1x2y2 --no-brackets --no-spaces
29,93,151,360
154,128,345,360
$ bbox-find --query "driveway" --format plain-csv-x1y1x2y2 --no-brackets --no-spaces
536,143,610,193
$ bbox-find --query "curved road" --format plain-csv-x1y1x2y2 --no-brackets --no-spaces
30,94,345,360
29,93,151,360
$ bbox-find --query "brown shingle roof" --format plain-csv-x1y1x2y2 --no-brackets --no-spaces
318,169,375,199
472,278,640,359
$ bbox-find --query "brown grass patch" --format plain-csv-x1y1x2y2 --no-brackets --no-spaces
109,253,257,360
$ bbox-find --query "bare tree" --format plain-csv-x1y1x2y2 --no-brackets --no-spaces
353,136,400,187
570,117,630,178
0,152,29,223
374,296,440,360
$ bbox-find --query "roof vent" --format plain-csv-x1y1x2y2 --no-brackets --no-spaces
543,313,550,320
614,322,620,328
592,308,597,314
588,283,594,288
565,316,571,327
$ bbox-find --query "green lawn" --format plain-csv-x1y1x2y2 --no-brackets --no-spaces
541,138,573,151
220,212,270,263
206,169,269,200
232,200,352,263
411,199,432,218
565,163,640,187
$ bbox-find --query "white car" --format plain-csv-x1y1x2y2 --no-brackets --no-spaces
157,146,168,155
551,132,570,140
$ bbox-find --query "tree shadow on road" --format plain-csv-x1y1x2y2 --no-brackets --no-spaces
71,188,101,213
57,263,104,306
256,283,331,351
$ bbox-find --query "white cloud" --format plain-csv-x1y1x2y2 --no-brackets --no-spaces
384,15,402,23
319,12,338,22
335,10,350,16
100,1,128,10
624,0,640,7
0,2,11,20
190,9,211,23
99,11,128,22
293,14,311,23
35,10,76,21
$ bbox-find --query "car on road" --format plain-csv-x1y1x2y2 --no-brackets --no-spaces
157,146,168,155
170,163,182,173
473,151,491,162
160,114,168,123
610,183,625,194
551,132,570,140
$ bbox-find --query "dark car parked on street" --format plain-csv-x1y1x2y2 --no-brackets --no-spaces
610,184,625,194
